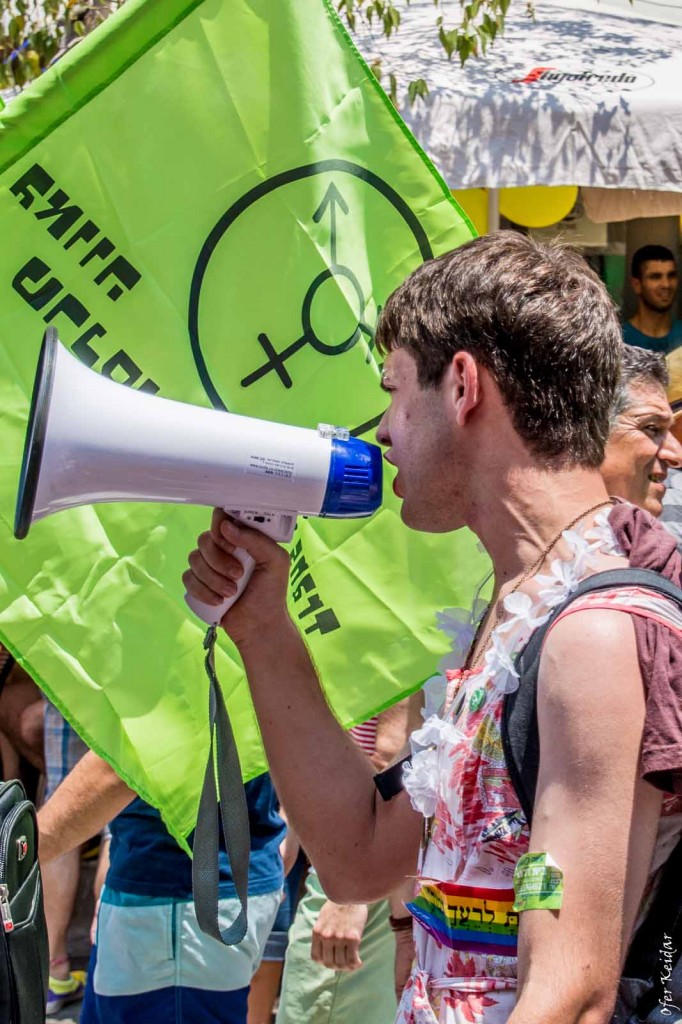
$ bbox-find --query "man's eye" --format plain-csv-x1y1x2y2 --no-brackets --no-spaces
643,424,663,437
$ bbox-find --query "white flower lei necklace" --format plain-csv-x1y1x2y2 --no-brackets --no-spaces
404,508,624,818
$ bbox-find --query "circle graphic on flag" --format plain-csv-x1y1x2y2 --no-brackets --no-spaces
188,160,433,436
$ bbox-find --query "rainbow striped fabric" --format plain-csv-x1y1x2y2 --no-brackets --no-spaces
407,881,519,957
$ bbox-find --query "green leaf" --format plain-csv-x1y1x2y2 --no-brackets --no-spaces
456,34,477,65
9,16,24,40
438,24,459,60
482,13,498,42
389,72,397,106
407,77,429,104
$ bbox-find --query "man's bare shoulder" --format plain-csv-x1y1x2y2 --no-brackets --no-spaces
534,551,632,671
540,601,639,692
538,602,644,771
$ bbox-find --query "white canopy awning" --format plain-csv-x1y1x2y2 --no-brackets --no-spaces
356,0,682,193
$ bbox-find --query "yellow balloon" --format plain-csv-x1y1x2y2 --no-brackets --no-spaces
499,186,578,228
451,189,487,235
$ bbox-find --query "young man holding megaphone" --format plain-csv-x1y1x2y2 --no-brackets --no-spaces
185,233,682,1024
12,232,682,1022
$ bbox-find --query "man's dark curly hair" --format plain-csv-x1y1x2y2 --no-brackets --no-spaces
376,232,622,469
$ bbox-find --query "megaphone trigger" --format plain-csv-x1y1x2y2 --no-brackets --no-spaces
184,510,296,625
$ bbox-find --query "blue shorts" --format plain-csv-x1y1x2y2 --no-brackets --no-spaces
80,885,281,1024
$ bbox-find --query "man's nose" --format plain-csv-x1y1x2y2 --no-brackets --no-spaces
375,409,390,447
660,430,682,469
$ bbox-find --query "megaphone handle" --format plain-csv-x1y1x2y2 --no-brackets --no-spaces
185,510,297,625
184,547,256,625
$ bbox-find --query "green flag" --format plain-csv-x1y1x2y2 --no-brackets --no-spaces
0,0,488,847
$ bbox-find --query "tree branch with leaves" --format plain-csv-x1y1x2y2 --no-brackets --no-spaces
337,0,532,103
1,0,532,98
0,1,124,90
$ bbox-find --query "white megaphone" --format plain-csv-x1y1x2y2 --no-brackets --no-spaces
15,329,383,624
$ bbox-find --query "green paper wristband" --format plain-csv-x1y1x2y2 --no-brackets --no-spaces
513,851,564,912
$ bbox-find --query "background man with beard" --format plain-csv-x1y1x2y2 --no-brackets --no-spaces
623,245,682,354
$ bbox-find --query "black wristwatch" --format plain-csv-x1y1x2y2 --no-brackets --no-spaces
373,755,410,802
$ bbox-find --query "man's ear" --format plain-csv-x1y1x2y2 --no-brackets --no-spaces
447,351,482,426
631,276,642,297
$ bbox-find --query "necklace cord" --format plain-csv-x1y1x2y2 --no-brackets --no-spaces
466,499,614,669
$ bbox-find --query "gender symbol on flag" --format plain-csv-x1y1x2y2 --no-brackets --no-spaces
188,160,434,427
240,182,375,390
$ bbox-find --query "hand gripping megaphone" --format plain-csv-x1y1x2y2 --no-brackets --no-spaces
14,329,383,623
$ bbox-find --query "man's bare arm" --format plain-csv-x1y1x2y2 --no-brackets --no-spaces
509,610,662,1024
237,614,421,903
38,750,134,863
184,511,422,904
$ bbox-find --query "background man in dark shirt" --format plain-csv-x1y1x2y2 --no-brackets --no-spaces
623,244,682,354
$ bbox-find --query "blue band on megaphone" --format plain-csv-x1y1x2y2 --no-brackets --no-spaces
320,437,382,518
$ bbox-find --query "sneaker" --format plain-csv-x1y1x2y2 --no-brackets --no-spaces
46,970,87,1015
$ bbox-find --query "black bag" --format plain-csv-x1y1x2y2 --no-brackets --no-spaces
0,780,48,1024
504,568,682,1024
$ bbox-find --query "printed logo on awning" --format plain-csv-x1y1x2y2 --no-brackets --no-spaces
503,65,654,91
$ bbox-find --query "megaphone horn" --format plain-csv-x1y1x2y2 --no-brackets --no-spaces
15,330,383,623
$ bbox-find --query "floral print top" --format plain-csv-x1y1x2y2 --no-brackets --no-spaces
396,510,682,1024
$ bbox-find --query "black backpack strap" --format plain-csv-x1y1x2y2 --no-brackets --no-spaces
503,568,682,827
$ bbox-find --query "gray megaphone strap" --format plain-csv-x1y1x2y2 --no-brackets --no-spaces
192,626,250,945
